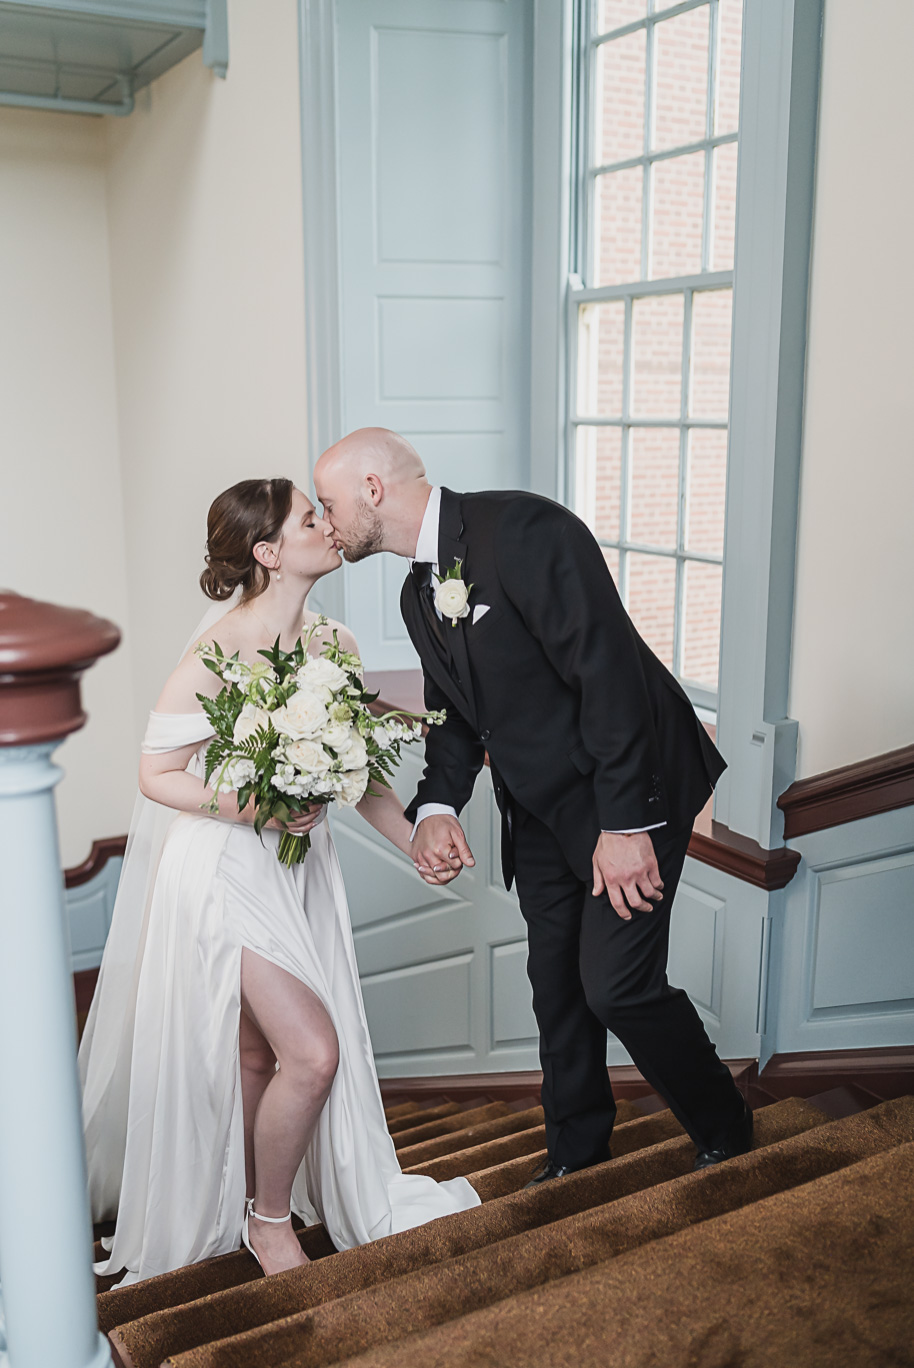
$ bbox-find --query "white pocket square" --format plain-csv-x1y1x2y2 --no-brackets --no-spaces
472,604,491,625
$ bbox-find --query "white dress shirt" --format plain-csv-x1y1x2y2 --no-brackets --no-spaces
409,487,663,842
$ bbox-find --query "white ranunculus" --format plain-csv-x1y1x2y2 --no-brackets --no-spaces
321,720,352,753
434,577,470,623
233,703,272,744
285,738,331,774
272,688,329,740
297,657,349,695
343,729,367,770
337,766,370,806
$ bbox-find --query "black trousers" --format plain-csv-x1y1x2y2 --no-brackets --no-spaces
511,803,744,1168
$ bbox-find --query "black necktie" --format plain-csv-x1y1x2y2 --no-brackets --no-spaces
411,561,445,647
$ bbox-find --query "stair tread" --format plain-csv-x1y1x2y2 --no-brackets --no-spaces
325,1131,914,1368
101,1099,826,1368
154,1098,914,1368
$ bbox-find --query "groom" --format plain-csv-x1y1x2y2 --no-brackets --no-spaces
314,429,752,1177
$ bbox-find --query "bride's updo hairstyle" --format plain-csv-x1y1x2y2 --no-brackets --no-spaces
200,478,294,602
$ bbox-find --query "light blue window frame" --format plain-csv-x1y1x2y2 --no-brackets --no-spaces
567,0,738,714
555,0,822,849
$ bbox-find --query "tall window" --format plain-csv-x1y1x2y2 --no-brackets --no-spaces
569,0,743,710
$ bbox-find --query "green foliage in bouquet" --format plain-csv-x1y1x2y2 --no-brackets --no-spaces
195,616,444,866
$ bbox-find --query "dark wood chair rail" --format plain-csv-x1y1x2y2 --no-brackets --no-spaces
777,743,914,839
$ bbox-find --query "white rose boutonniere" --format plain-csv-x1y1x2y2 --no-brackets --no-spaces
434,558,473,626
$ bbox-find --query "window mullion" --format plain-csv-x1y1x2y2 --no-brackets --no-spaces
673,287,693,679
641,9,656,280
619,294,634,603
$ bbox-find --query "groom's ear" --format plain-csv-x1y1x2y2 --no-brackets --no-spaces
365,473,384,506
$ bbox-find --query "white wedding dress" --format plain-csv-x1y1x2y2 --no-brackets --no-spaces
78,613,479,1287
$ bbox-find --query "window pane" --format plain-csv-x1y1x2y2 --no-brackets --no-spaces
597,0,647,34
575,425,622,543
594,30,646,167
627,552,676,670
577,301,625,417
686,429,727,555
594,167,643,286
629,427,680,548
631,293,683,417
682,560,723,688
650,151,705,279
715,0,743,135
690,289,732,419
710,140,738,272
602,546,621,586
652,5,710,153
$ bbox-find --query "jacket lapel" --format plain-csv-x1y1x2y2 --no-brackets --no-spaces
437,489,479,732
400,569,476,725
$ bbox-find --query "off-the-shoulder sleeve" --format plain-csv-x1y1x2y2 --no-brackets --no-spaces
141,711,216,754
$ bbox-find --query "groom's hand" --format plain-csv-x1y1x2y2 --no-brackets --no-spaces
413,815,475,885
592,832,664,920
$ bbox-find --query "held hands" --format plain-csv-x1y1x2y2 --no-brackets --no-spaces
412,814,475,886
592,831,664,921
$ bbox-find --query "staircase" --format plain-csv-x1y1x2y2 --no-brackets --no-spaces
95,1090,914,1368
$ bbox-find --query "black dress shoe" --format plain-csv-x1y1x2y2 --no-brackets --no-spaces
693,1100,754,1171
524,1159,575,1188
523,1152,610,1189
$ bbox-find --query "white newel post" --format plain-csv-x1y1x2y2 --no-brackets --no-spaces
0,592,120,1368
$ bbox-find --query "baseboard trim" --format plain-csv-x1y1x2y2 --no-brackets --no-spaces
379,1059,757,1107
378,1048,914,1110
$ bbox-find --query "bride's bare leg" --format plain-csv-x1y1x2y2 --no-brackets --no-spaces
240,947,339,1274
239,1007,276,1199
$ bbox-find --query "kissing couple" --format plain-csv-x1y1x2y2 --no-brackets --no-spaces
79,428,751,1285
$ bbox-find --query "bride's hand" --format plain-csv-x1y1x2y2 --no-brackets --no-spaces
270,803,323,835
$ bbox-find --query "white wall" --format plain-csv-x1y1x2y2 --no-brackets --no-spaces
104,0,308,727
0,0,308,867
789,0,914,779
0,109,137,868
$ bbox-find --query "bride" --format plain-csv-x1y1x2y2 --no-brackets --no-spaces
78,477,479,1285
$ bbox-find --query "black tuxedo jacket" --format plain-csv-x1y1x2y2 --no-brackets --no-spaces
401,488,726,888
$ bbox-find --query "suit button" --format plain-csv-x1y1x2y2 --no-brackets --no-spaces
481,729,491,741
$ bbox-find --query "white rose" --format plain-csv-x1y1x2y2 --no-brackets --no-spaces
321,720,352,753
285,738,331,774
233,703,272,744
271,688,329,740
343,730,367,770
297,657,349,695
434,578,470,623
337,766,369,806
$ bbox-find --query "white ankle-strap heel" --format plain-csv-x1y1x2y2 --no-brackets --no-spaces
241,1196,292,1270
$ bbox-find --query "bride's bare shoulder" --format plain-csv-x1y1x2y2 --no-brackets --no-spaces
156,607,251,712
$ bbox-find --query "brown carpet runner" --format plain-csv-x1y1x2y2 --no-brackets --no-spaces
325,1136,914,1368
96,1092,914,1368
163,1098,914,1368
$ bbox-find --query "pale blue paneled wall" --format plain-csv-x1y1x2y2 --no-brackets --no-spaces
764,806,914,1062
334,0,532,671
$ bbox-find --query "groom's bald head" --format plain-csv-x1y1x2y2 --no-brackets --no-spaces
318,427,426,485
314,428,432,562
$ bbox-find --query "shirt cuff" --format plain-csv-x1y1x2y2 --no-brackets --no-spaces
410,803,458,841
601,823,667,834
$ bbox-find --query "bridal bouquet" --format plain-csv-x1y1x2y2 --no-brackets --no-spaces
195,616,444,866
